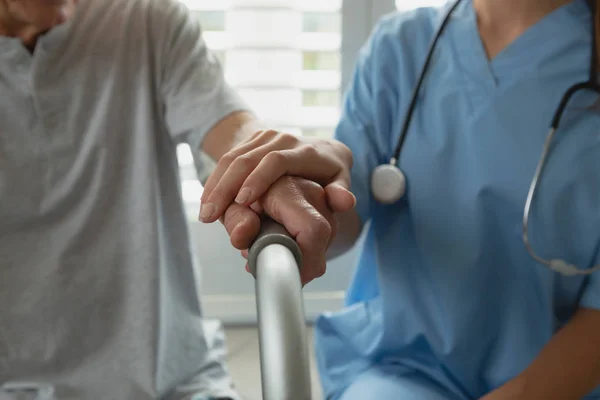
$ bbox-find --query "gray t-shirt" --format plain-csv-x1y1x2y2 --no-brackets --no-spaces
0,0,249,398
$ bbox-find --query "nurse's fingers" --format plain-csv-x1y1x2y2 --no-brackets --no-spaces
200,131,298,222
200,129,269,203
324,181,356,213
221,202,261,251
199,132,354,225
260,176,337,285
234,141,354,211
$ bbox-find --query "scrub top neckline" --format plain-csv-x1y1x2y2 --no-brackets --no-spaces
450,0,592,89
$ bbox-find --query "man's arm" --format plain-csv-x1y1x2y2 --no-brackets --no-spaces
482,307,600,400
156,0,260,167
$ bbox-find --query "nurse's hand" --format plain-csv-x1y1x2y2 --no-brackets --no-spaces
199,130,356,223
479,378,528,400
219,176,337,285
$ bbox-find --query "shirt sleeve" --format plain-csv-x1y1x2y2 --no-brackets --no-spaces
158,1,251,153
334,20,398,225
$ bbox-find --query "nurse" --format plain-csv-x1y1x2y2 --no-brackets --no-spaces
200,0,600,398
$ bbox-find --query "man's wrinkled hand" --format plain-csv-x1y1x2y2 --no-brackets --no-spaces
199,130,355,224
219,176,337,286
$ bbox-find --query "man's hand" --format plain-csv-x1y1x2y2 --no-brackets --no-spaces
219,176,338,285
199,130,356,223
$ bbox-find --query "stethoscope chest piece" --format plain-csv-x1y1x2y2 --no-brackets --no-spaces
371,164,406,204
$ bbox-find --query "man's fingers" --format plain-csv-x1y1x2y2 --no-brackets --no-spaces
260,177,336,285
217,176,338,286
294,210,332,285
221,203,261,250
268,205,330,286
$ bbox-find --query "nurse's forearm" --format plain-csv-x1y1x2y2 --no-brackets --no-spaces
326,209,362,260
483,307,600,400
201,111,260,161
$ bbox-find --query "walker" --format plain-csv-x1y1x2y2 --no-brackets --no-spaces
248,220,312,400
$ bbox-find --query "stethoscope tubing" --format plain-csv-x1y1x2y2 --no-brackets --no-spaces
379,0,600,276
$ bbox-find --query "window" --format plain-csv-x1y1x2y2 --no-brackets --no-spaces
176,0,442,219
395,0,449,11
185,0,342,138
193,10,225,31
176,0,343,218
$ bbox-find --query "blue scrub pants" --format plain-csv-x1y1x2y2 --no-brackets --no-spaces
332,365,460,400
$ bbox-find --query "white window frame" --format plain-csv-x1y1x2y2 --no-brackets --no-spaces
341,0,395,91
342,0,452,89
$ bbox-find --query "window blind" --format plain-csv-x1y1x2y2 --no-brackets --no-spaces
396,0,449,11
177,0,342,215
186,0,342,138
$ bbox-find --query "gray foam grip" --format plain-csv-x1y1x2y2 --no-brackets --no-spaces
248,219,303,277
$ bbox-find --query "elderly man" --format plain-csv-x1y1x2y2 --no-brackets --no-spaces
0,0,356,398
0,0,253,397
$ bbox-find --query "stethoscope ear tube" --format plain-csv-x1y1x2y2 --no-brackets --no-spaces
523,82,600,277
391,0,464,163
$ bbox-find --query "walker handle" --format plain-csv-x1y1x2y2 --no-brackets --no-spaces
247,219,312,400
248,221,302,275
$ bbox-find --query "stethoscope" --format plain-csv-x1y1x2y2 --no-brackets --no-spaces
370,0,600,276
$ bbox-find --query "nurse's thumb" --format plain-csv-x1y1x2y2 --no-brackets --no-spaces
324,181,356,213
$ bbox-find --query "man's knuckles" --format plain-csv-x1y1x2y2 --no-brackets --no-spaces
223,205,256,234
300,210,332,242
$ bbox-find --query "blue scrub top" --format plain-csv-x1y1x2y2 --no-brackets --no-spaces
314,0,600,399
